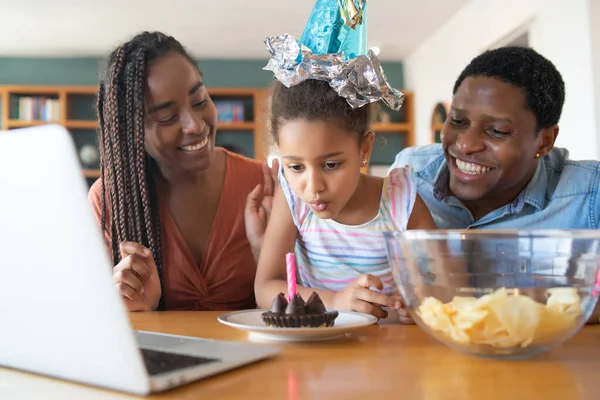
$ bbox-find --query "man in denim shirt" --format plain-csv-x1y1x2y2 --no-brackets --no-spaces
393,145,600,230
391,47,600,322
392,49,600,230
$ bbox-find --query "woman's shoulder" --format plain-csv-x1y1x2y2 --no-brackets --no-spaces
87,177,102,206
222,148,263,172
86,177,110,223
221,148,264,191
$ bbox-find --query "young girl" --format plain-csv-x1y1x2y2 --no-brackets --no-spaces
254,79,436,322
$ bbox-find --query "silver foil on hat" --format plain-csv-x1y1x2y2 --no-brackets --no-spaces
263,33,404,111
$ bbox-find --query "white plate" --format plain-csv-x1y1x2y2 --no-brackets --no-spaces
217,310,378,342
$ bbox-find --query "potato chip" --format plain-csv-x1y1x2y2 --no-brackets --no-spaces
534,307,578,343
491,296,541,346
418,298,456,336
416,287,583,349
546,287,583,315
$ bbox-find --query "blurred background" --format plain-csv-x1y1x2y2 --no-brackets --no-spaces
0,0,598,183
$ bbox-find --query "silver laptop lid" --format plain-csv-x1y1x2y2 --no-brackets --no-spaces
0,125,150,394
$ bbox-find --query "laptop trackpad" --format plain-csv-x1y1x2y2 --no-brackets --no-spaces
140,348,218,376
135,331,222,376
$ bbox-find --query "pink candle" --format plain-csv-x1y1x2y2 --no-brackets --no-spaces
592,265,600,297
286,252,297,301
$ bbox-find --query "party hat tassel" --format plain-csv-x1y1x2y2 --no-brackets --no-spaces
339,1,367,60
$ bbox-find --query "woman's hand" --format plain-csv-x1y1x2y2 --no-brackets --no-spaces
245,158,279,261
113,241,161,311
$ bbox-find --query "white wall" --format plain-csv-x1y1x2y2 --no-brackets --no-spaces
405,0,598,160
590,0,600,158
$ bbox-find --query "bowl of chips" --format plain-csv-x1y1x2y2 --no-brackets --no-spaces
384,230,600,359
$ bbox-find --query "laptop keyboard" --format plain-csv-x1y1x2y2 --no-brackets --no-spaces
140,348,219,376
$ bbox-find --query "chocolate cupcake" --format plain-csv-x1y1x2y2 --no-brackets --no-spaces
262,292,339,328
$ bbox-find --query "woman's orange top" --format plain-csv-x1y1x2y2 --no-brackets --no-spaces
88,149,264,311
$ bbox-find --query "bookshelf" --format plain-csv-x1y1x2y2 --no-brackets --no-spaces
1,85,100,181
0,85,269,184
364,91,415,176
0,84,411,179
210,88,269,161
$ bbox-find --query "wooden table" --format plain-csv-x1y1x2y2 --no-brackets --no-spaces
1,312,599,399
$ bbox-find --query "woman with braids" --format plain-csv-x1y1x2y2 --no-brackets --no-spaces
88,31,277,312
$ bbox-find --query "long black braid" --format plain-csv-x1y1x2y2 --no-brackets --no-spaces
96,31,198,310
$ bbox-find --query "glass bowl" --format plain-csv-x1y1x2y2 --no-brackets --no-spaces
384,230,600,359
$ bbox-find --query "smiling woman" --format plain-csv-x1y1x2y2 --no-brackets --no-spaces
87,31,278,312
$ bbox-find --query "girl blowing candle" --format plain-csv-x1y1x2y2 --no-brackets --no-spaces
254,0,436,323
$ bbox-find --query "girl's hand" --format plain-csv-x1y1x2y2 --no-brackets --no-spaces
113,241,161,312
332,274,395,319
387,290,416,325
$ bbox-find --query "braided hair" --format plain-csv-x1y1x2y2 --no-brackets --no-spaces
97,31,198,310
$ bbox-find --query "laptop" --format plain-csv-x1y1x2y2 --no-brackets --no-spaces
0,125,279,396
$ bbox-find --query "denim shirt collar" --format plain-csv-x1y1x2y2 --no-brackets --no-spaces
433,159,548,214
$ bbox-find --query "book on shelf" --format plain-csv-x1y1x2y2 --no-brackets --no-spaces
11,96,61,122
214,101,245,122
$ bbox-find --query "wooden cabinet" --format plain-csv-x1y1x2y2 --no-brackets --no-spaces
0,85,100,180
364,91,415,176
0,85,413,179
0,85,270,183
206,88,269,162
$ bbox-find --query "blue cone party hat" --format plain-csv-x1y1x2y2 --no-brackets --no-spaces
299,0,367,60
263,0,404,110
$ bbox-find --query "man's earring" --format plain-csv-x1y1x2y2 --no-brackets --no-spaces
535,153,540,159
361,159,367,166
